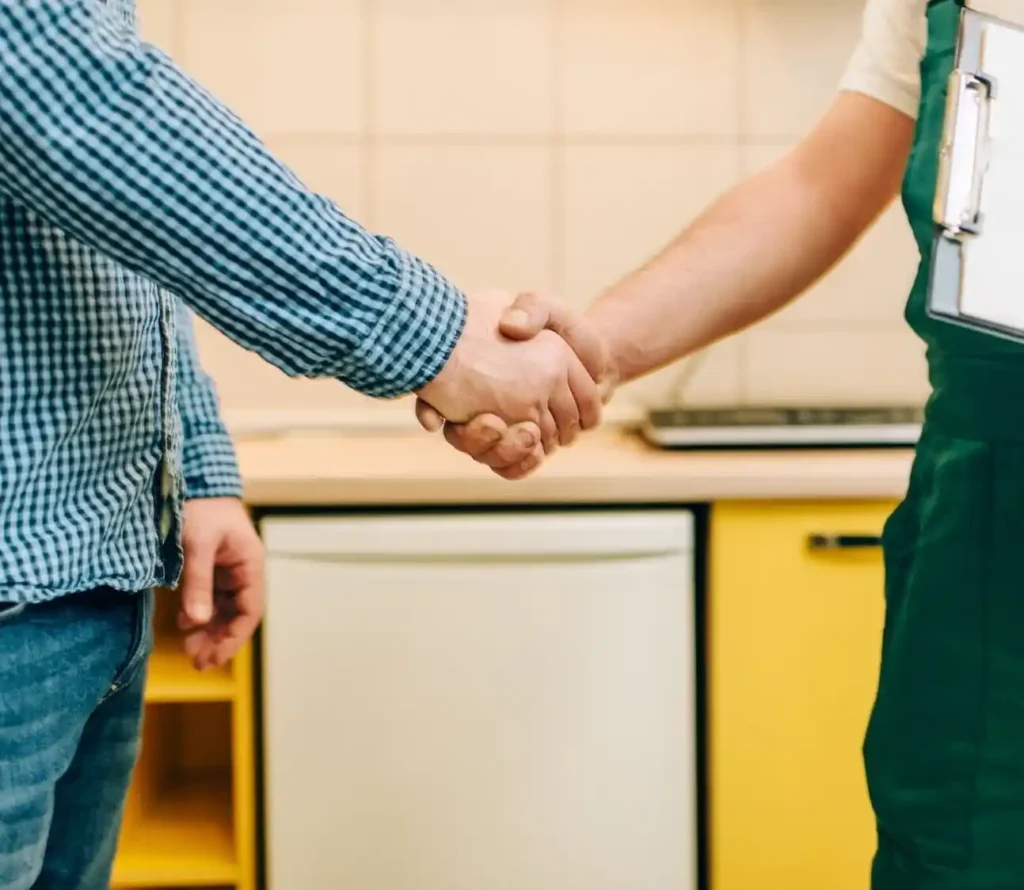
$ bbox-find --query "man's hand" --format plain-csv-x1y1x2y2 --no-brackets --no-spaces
416,290,603,453
416,293,616,478
178,497,265,671
500,292,613,387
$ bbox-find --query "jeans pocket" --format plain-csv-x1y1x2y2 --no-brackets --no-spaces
101,589,154,703
0,602,27,627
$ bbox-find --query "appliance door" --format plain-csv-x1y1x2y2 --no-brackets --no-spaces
262,511,696,890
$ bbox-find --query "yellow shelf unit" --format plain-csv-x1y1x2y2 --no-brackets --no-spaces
145,646,237,704
111,590,256,890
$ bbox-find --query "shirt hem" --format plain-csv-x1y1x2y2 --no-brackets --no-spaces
0,574,165,605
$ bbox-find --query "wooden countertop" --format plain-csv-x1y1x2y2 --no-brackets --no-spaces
235,428,914,507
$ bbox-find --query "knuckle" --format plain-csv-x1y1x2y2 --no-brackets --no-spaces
493,441,529,465
444,426,470,452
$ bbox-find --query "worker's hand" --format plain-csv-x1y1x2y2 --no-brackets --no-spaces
416,289,602,453
178,497,265,670
415,404,547,481
500,292,612,387
416,292,616,479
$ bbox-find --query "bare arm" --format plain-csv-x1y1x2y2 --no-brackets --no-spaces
588,91,915,384
419,91,916,476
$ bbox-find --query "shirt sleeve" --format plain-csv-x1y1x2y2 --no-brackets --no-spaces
839,0,927,120
0,1,466,399
174,299,243,501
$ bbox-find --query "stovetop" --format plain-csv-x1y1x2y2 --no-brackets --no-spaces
642,405,924,450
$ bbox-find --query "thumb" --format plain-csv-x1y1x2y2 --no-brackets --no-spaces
498,292,552,341
415,398,446,433
499,292,609,383
179,538,216,628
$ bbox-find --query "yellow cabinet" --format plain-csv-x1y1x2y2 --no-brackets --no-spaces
710,501,896,890
111,590,256,890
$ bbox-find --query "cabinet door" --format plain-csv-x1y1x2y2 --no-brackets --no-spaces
710,501,895,890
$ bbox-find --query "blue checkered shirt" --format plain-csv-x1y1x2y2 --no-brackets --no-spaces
0,0,467,602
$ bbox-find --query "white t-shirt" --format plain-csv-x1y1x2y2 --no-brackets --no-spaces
839,0,929,119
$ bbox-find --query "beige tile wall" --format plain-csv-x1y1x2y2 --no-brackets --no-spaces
138,0,928,423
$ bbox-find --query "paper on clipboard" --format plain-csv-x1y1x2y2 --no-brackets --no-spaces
958,21,1024,331
967,0,1024,27
928,4,1024,341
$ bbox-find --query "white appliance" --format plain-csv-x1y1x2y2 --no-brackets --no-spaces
262,510,696,890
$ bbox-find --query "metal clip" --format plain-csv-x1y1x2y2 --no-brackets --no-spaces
934,69,994,240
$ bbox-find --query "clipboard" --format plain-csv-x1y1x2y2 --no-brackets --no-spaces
928,0,1024,339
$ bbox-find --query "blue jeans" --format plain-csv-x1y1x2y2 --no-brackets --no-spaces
0,588,153,890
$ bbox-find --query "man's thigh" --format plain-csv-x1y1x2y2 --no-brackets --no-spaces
35,663,147,890
0,589,150,890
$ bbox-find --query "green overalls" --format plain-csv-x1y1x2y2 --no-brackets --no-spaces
866,2,1024,887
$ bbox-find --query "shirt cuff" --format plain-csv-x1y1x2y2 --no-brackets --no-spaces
320,238,468,399
182,429,244,500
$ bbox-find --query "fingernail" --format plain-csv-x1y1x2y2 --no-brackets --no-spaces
191,603,212,623
517,428,537,449
505,309,528,328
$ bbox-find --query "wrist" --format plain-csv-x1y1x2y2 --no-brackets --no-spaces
415,330,462,406
586,305,631,387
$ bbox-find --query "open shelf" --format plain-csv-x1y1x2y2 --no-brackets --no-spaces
145,646,236,704
113,703,237,888
145,590,235,704
111,778,237,887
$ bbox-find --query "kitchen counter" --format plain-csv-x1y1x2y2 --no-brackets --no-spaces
236,428,915,507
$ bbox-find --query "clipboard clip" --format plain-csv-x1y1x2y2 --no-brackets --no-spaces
934,68,995,240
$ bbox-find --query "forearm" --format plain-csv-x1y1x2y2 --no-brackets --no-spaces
0,1,464,397
588,93,915,384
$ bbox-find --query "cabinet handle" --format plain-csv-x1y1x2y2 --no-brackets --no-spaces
807,534,883,551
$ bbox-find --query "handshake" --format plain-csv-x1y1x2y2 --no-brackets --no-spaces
415,289,615,480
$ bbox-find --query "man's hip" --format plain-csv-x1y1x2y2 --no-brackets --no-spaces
0,587,152,890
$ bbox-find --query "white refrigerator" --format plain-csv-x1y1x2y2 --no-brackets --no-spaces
262,510,696,890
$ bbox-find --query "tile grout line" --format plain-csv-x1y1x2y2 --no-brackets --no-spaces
735,0,747,144
361,0,377,230
735,0,751,405
671,0,749,410
550,0,564,297
735,0,750,406
256,133,789,147
171,0,184,62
